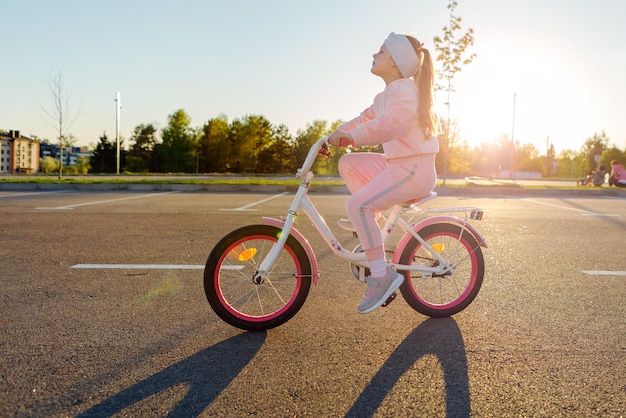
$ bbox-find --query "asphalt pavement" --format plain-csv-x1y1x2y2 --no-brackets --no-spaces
1,189,624,416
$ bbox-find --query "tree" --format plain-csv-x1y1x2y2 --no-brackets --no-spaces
75,155,90,174
581,131,609,171
158,109,196,173
517,143,542,174
198,115,230,173
556,149,585,179
294,120,332,173
433,0,476,181
40,156,59,174
244,115,274,173
268,124,296,173
545,143,557,177
90,133,117,173
255,123,297,174
126,124,159,172
35,67,80,179
323,119,367,175
435,117,483,176
601,146,626,171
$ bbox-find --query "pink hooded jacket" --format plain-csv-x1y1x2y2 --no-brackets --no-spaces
338,78,439,159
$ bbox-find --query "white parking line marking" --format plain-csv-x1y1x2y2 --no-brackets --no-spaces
0,190,73,198
71,264,244,270
581,270,626,276
36,191,180,210
525,199,617,217
219,192,289,211
72,264,204,270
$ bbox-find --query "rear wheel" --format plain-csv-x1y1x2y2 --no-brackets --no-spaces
398,223,484,317
204,225,312,331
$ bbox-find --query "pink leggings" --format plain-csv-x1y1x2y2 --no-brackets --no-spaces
339,152,437,252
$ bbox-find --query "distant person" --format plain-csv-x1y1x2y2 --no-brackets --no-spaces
608,160,626,187
592,165,606,186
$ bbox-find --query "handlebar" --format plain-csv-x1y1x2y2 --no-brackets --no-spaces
297,136,329,179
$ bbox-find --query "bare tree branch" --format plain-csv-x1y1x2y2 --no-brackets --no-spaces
34,66,81,178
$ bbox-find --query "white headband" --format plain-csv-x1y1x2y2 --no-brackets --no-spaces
384,32,420,78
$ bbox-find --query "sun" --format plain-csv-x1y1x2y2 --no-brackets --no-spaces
438,40,589,153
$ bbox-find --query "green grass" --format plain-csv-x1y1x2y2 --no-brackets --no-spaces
0,174,611,191
0,175,345,186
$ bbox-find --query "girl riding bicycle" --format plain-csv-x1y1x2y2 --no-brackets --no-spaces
327,32,439,314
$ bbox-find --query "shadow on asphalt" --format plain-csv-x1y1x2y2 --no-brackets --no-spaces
78,319,469,417
345,317,469,418
553,196,626,230
77,332,266,417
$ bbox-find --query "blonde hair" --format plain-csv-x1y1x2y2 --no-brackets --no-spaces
405,35,437,137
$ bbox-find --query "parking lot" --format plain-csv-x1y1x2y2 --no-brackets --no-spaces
1,189,625,416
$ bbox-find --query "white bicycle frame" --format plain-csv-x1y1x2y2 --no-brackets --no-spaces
255,137,487,285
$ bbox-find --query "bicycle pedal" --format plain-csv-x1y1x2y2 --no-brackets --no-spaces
382,292,397,307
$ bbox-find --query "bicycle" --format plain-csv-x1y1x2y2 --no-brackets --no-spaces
204,137,488,331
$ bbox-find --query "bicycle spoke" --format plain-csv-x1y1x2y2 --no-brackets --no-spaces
399,223,484,317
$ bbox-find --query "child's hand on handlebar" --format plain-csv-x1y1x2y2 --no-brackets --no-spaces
328,131,354,147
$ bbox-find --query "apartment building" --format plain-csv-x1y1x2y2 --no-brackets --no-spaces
0,130,40,174
0,139,10,172
40,142,91,166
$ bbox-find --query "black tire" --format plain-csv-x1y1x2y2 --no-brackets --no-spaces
398,223,484,317
204,225,312,331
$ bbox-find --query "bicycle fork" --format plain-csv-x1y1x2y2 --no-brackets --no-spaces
253,180,314,284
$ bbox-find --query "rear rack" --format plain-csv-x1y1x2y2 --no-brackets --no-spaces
404,205,484,224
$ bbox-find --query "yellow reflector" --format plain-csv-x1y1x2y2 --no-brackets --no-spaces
431,243,445,253
238,248,257,262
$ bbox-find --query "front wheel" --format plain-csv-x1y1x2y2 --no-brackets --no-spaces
398,223,484,317
204,225,312,331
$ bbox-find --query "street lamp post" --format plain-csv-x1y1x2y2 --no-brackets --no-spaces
510,92,516,179
114,92,121,174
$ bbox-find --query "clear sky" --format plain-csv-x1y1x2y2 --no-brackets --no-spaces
2,0,625,154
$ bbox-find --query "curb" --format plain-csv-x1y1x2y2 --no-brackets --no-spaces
435,185,626,198
1,181,625,197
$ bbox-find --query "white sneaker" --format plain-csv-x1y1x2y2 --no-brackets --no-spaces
357,267,404,314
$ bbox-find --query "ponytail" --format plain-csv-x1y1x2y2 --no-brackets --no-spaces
406,36,438,137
